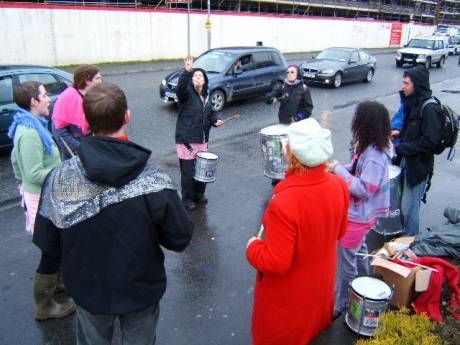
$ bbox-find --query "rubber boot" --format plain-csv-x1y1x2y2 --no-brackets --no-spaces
34,272,76,321
55,271,65,292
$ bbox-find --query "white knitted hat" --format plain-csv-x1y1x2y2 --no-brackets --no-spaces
288,118,333,167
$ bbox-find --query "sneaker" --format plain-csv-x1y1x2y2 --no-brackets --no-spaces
183,199,197,211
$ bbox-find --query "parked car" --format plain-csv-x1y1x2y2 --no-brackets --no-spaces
159,47,287,112
300,48,376,88
395,36,449,69
0,65,73,149
448,35,460,55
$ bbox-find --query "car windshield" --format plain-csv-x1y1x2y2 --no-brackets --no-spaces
316,49,350,62
193,51,236,74
407,39,435,49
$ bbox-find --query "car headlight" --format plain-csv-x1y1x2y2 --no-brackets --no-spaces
161,79,167,87
320,69,334,74
418,55,426,59
396,52,401,58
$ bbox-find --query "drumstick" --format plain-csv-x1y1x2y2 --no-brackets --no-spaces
222,113,240,123
257,224,264,239
60,137,75,157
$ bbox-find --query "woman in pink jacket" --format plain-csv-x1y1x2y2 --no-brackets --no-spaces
52,65,102,159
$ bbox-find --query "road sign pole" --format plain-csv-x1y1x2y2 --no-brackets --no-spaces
187,1,191,56
207,0,211,50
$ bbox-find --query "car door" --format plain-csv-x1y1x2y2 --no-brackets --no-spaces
252,51,278,95
0,75,18,148
227,54,257,100
343,51,361,82
17,72,67,120
359,50,372,78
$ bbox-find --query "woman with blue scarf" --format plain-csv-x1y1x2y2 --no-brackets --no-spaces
8,81,75,320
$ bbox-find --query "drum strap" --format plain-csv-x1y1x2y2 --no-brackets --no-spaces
184,143,193,153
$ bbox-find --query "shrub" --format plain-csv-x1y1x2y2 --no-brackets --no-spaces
355,309,447,345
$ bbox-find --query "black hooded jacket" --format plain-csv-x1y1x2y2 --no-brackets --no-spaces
33,136,194,314
396,66,442,187
265,65,313,124
175,69,218,144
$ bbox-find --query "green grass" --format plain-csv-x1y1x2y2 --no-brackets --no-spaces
55,57,182,68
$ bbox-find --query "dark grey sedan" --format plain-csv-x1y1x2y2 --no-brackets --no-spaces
301,48,376,88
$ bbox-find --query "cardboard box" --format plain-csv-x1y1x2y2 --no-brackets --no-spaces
371,237,431,307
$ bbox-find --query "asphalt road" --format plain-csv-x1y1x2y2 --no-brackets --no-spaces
0,52,459,345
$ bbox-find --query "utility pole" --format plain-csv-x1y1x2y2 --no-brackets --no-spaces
187,1,191,56
207,0,211,50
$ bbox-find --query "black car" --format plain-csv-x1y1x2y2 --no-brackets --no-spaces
301,48,376,88
0,65,73,149
159,47,287,112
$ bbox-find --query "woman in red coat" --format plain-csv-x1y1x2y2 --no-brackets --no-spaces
246,118,349,345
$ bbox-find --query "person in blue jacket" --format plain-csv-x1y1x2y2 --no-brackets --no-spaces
391,91,405,144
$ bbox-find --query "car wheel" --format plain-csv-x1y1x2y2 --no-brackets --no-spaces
425,58,431,69
396,61,403,68
210,89,225,112
333,72,342,88
436,56,445,68
364,69,374,83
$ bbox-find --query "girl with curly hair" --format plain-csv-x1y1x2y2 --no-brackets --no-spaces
328,101,392,317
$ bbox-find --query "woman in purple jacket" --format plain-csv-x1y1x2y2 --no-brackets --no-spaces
329,101,392,317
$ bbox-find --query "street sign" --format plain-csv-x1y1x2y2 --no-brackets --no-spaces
205,18,212,31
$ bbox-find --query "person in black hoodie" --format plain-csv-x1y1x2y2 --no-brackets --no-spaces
175,56,224,211
266,64,313,124
33,82,194,345
395,65,442,236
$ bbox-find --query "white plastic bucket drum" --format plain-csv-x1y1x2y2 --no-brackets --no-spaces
374,165,403,236
345,276,393,337
259,124,290,180
194,152,218,183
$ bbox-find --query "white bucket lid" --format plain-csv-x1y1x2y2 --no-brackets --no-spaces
351,276,392,299
260,124,290,136
197,151,218,159
389,165,401,179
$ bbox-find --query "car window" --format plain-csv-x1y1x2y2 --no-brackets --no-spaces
359,51,369,61
316,49,350,62
271,52,282,66
55,74,72,88
239,54,254,71
408,39,435,49
193,51,236,74
18,73,62,96
254,52,276,69
350,51,360,63
0,76,14,104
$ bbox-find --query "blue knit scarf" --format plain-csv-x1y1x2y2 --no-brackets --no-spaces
8,108,54,155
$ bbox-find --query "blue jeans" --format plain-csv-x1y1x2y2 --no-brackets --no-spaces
77,303,159,345
401,174,427,237
334,240,370,316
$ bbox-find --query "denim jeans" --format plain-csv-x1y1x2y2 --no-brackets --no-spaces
401,174,427,237
334,241,370,316
77,303,159,345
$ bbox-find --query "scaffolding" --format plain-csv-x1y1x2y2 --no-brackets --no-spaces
1,0,459,24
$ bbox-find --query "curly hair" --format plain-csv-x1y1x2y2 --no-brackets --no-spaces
351,101,391,153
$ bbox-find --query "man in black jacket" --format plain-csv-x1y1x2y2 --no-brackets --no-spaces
33,83,194,345
395,66,442,236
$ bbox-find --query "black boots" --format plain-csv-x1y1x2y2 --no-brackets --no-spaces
33,272,75,321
